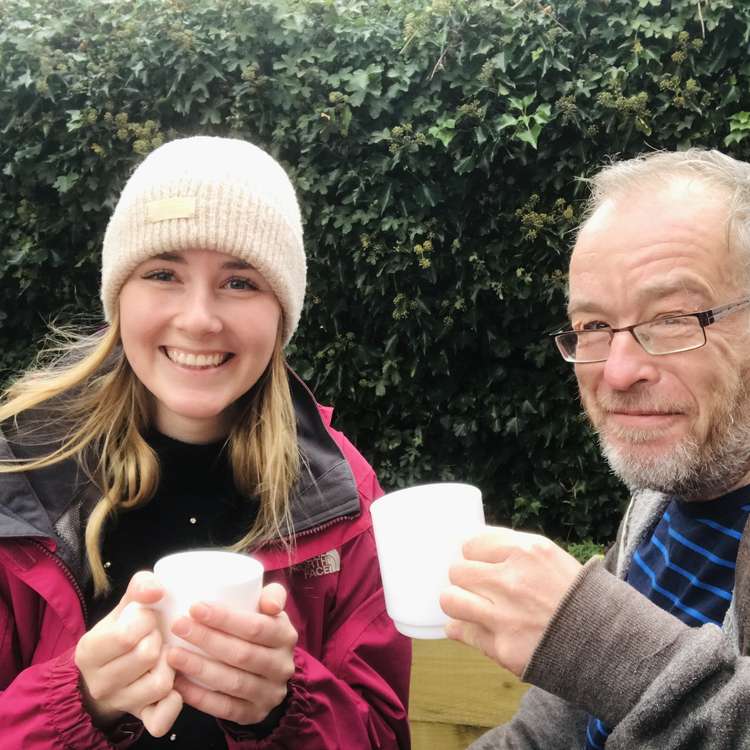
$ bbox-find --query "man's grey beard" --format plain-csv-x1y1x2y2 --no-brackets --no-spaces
594,380,750,501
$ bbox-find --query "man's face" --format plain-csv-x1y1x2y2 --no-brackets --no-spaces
569,178,750,500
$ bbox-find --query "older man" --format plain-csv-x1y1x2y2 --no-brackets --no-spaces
442,149,750,749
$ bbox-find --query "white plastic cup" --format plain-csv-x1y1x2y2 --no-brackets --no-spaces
120,549,264,685
371,483,485,639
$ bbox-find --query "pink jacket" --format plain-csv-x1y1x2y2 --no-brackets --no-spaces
0,383,411,748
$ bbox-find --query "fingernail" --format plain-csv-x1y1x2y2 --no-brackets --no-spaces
172,619,190,637
192,603,209,620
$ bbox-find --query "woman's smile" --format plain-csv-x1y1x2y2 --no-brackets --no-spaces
162,347,234,369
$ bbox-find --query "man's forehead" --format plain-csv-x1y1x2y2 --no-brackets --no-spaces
568,180,739,312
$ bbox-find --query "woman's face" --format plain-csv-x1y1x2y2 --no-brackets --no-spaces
119,247,282,443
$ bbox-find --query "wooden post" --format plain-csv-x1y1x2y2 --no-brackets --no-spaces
408,638,529,749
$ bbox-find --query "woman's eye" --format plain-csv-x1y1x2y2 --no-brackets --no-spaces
142,269,175,282
225,276,257,291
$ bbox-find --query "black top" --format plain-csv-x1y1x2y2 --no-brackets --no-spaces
86,431,260,749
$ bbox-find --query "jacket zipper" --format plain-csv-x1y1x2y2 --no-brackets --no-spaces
254,514,358,561
31,538,89,624
290,513,358,541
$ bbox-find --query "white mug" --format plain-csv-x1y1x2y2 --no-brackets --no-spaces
371,483,485,639
120,549,264,685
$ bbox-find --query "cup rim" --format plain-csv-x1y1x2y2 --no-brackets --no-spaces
154,549,263,583
371,482,481,509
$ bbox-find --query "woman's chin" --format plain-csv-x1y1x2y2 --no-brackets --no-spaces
153,403,234,441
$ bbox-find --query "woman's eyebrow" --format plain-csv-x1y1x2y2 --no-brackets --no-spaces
152,252,184,262
222,259,254,270
149,253,254,271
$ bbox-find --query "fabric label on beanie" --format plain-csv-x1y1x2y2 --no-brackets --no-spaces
145,197,196,223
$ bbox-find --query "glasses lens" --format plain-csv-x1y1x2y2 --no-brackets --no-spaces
555,330,611,363
635,316,705,354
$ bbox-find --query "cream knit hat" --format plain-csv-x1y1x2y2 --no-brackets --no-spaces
101,136,306,345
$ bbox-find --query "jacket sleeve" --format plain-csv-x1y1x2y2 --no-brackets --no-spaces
224,435,411,749
467,687,588,750
466,543,750,749
0,560,137,749
518,558,750,750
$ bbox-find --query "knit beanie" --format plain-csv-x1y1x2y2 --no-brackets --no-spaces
101,136,306,345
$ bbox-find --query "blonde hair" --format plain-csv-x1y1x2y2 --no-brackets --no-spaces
0,319,299,595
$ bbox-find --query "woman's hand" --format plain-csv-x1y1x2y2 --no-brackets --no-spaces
74,571,183,737
167,582,298,725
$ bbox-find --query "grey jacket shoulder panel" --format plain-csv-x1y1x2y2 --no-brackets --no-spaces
0,419,100,580
0,424,57,541
287,371,360,534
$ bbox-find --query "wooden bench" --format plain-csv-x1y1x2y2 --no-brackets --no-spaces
408,638,528,749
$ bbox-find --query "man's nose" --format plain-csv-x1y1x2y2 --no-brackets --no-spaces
601,330,659,390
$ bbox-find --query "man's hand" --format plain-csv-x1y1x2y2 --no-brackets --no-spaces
440,527,582,677
167,582,298,726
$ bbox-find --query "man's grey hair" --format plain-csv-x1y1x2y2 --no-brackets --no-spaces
579,148,750,283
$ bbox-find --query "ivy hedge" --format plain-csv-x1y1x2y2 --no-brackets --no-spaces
2,0,750,544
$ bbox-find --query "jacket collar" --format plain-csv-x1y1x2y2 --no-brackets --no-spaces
0,369,360,564
285,369,360,534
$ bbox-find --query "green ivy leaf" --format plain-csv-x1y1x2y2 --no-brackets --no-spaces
53,173,79,193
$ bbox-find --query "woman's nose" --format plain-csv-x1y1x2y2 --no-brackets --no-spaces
173,288,223,336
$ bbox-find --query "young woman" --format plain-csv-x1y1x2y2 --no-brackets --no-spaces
0,137,411,748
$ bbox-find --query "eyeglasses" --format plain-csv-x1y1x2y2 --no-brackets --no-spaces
552,297,750,364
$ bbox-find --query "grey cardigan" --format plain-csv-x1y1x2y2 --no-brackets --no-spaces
470,490,750,749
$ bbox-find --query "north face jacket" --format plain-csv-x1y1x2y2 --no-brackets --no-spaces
0,373,411,749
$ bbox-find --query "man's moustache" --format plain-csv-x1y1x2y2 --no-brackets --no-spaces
595,394,688,414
